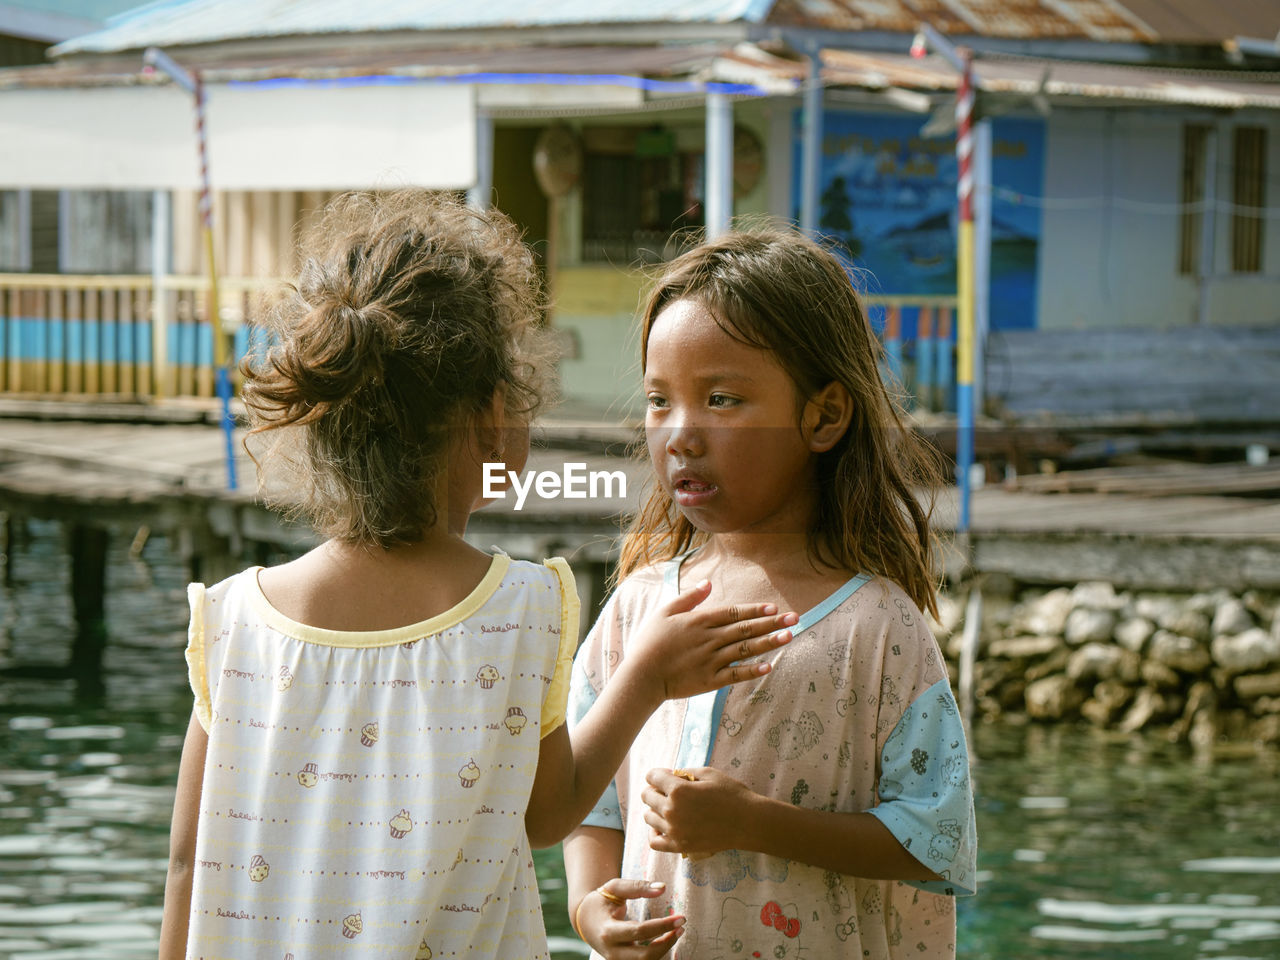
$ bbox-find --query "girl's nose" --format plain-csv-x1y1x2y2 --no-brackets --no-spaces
662,413,704,458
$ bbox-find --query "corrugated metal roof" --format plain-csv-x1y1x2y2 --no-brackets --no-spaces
0,2,102,43
767,0,1157,42
814,47,1280,109
52,0,775,55
0,42,750,89
1120,0,1280,46
11,34,1279,112
48,0,1280,58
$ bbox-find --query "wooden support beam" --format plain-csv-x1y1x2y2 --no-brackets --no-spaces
68,523,108,695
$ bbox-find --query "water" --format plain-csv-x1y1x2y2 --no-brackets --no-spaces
1,517,1277,959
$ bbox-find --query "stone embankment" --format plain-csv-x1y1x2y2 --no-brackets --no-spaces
932,581,1280,745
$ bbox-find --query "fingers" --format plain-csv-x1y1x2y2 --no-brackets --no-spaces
625,914,686,944
641,806,669,836
718,624,793,666
600,877,669,902
701,601,787,628
663,579,712,615
648,829,681,854
643,768,679,794
640,785,665,816
720,610,796,643
601,921,683,959
583,885,685,959
639,925,683,958
714,652,782,685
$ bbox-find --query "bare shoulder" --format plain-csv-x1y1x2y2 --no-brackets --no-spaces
256,539,496,631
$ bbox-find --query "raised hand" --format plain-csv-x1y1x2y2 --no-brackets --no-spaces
641,767,756,857
624,580,796,702
575,878,684,960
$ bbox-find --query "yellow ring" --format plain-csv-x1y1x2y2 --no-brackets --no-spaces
597,886,626,906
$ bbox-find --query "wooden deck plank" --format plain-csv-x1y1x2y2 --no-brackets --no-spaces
3,419,1280,589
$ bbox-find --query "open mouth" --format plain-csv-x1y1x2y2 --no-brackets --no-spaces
672,475,718,504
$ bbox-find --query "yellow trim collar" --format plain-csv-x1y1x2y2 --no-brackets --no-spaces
245,553,512,648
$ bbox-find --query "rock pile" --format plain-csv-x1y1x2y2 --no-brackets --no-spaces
931,582,1280,744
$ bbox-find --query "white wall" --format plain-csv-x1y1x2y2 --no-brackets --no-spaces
1203,110,1280,327
1037,107,1280,331
0,83,475,190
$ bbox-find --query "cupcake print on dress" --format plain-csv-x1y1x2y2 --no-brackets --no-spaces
458,759,481,788
503,707,527,735
248,854,270,882
276,665,293,691
297,762,318,788
388,809,413,839
360,721,379,747
475,664,499,688
341,912,362,939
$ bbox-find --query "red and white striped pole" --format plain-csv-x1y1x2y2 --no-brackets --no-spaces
145,47,236,488
956,56,974,224
955,50,976,533
144,47,224,369
192,71,225,369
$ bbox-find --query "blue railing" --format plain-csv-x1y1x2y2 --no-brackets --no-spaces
865,296,959,413
0,273,279,398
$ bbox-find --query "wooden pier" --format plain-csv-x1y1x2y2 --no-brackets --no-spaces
3,402,1279,686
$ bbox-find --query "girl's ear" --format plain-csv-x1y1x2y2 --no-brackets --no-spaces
470,382,509,462
803,381,853,453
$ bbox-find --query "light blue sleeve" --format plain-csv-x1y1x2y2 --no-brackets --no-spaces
566,654,623,831
866,678,978,896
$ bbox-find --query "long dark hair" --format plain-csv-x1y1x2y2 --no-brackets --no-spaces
617,229,943,617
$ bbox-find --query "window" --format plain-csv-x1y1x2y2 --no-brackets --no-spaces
580,125,703,264
1178,125,1209,275
0,190,29,270
61,191,153,274
1231,126,1266,273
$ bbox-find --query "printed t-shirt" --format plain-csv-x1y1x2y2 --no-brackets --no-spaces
184,553,578,958
568,558,976,960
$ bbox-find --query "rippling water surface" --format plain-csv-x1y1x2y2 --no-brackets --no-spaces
0,517,1277,958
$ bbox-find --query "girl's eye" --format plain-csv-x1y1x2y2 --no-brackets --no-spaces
646,394,667,410
709,394,738,408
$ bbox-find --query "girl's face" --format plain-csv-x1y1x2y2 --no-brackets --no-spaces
644,298,821,538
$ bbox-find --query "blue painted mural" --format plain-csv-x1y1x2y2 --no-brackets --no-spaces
797,111,1045,331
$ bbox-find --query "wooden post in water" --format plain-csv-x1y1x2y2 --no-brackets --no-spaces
68,524,108,690
0,511,12,587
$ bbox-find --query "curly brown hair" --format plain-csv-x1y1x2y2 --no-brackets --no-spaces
616,228,944,617
242,191,553,548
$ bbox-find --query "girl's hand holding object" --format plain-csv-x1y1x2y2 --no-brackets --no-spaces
572,878,685,960
641,767,756,857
